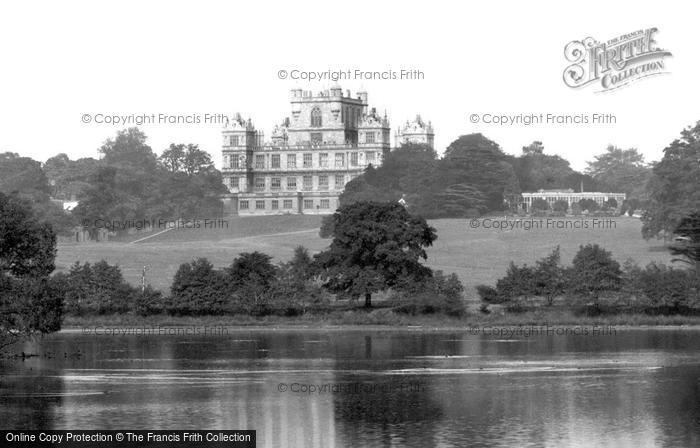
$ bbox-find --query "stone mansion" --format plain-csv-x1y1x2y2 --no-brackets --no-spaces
221,86,434,215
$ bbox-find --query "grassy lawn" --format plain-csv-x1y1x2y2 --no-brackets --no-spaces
56,215,672,299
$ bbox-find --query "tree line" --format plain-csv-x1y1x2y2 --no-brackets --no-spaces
340,135,652,218
1,128,227,236
1,199,464,346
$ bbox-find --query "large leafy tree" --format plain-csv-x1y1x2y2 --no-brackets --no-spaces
0,152,51,202
0,192,56,278
642,121,700,239
159,143,214,175
441,134,520,212
43,153,99,200
339,143,438,213
670,212,700,269
74,129,227,232
316,201,437,307
0,192,62,349
585,145,651,199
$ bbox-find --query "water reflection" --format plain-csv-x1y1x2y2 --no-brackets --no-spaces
1,330,699,447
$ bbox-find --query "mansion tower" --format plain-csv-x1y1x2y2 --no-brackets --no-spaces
221,86,433,215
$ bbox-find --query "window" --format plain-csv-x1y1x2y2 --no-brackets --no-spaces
254,177,265,191
230,155,239,169
271,177,281,190
271,154,280,168
303,153,313,168
366,152,375,164
286,176,297,190
318,175,328,190
283,199,293,209
239,200,249,210
335,153,345,168
320,199,330,209
287,154,297,168
255,200,265,210
303,199,314,209
350,152,358,167
229,176,239,190
303,175,313,190
271,200,279,210
319,153,328,167
229,135,239,146
334,174,344,189
365,132,375,143
255,154,265,169
310,107,322,127
311,132,323,144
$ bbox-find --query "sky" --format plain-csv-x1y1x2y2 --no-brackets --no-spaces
0,1,697,171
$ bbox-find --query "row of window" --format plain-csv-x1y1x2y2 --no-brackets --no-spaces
227,174,354,191
239,198,331,211
226,152,375,170
228,129,380,148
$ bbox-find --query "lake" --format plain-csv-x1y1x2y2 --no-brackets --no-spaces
1,328,699,447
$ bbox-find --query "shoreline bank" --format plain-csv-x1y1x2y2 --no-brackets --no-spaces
60,312,700,332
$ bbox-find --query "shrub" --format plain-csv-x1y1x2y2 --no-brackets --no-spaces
533,247,566,305
393,271,466,316
495,262,536,299
531,198,549,214
133,286,167,316
567,244,621,299
170,258,230,315
552,200,569,214
226,252,278,312
577,199,599,213
571,202,582,215
61,261,137,314
624,262,700,314
476,284,502,304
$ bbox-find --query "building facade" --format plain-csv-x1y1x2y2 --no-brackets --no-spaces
395,115,434,148
221,86,432,215
521,189,626,212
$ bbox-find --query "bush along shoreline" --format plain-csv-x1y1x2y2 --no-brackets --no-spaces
53,242,700,326
476,244,700,317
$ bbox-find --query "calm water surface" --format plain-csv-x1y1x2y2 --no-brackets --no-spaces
1,328,699,447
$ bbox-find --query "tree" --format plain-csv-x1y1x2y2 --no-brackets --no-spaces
512,142,581,192
159,144,186,173
442,134,520,212
159,143,214,175
533,247,566,306
670,212,700,269
643,121,700,239
0,152,51,202
568,244,621,299
74,129,227,232
0,192,56,278
0,192,62,349
577,198,599,212
339,143,438,214
522,141,545,155
43,153,99,200
227,252,278,308
552,200,569,214
171,258,228,314
315,201,437,307
531,198,549,212
434,183,487,217
61,261,136,314
585,145,651,198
